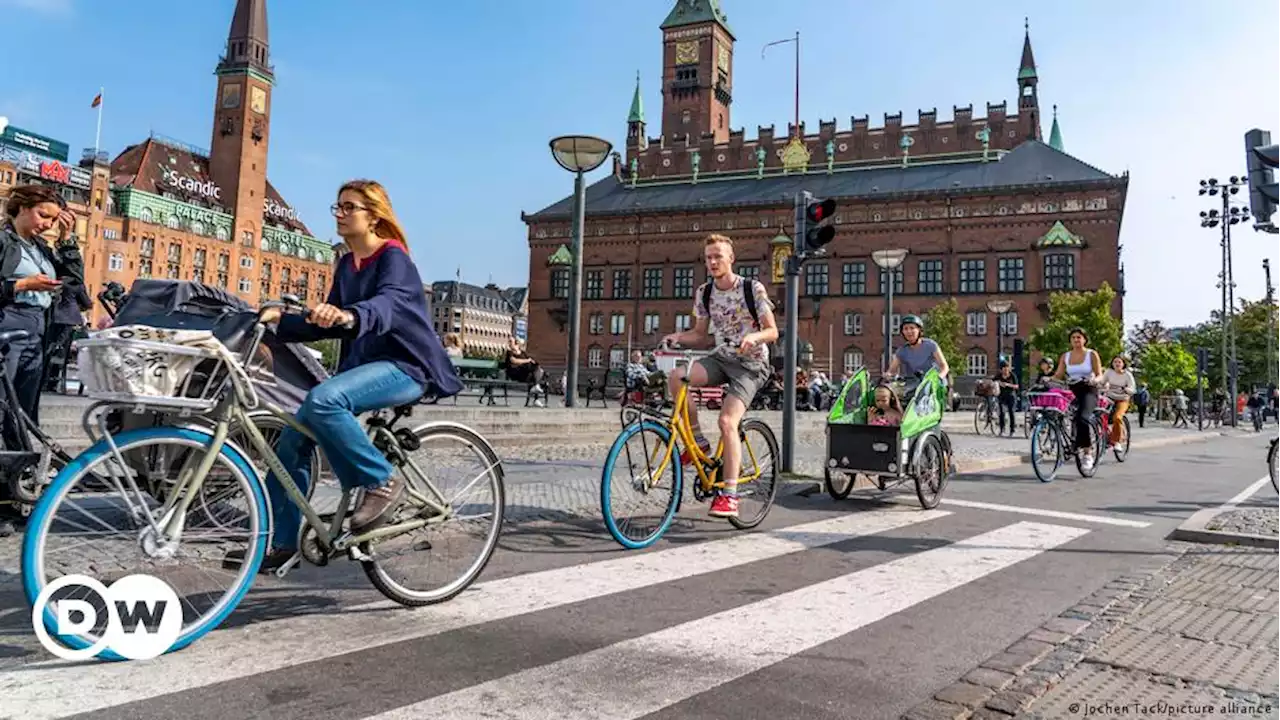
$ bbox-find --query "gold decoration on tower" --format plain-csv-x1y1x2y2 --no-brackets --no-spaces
780,136,811,173
770,233,793,283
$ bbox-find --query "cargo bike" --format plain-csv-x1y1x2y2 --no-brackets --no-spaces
822,367,954,509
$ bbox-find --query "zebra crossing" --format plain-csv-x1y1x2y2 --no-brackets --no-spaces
0,504,1101,720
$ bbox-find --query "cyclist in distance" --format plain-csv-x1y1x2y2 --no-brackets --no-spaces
241,179,464,572
660,234,778,519
885,315,950,387
1052,326,1103,471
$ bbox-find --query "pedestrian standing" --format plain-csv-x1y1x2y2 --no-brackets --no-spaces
1133,383,1150,428
992,360,1020,435
1172,389,1189,428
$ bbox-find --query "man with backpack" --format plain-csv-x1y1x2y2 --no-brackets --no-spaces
661,234,777,519
1133,383,1150,428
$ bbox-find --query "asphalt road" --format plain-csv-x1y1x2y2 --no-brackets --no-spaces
0,432,1272,720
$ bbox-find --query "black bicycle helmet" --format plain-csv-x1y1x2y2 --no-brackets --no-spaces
900,314,924,334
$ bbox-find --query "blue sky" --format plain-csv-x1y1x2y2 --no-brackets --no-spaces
1,0,1276,327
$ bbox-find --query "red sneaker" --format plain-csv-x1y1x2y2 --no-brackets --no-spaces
708,493,739,518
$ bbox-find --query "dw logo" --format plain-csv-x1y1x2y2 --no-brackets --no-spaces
31,574,182,661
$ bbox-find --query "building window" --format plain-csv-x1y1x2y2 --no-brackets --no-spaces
103,227,121,241
140,237,155,257
843,349,864,375
139,207,154,224
260,236,271,251
917,259,943,295
612,269,632,299
238,277,252,293
883,266,904,294
959,259,986,294
843,311,862,336
966,311,987,336
587,345,603,369
240,255,253,269
967,351,988,377
191,220,205,236
216,272,228,289
737,265,759,283
138,259,153,278
675,313,693,332
217,252,230,271
610,313,626,335
674,266,695,298
585,270,603,300
194,249,207,268
998,257,1025,292
108,253,124,272
166,215,180,230
550,268,569,299
804,263,829,296
609,347,627,369
1044,253,1075,290
643,268,663,298
842,262,867,295
589,313,604,334
216,226,230,242
882,313,902,334
999,312,1018,336
644,312,661,334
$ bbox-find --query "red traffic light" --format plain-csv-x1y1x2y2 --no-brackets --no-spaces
806,198,836,223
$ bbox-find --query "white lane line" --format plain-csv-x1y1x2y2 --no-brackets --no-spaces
1225,476,1272,507
0,508,949,719
941,498,1151,528
370,521,1091,720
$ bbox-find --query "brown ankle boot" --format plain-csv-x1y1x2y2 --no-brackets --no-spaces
350,475,405,531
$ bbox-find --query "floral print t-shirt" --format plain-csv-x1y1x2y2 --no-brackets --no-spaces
692,275,773,364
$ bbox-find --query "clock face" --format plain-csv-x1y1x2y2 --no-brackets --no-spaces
717,46,730,72
250,86,266,114
675,41,698,65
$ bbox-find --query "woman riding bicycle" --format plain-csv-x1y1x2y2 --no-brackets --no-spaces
1101,355,1135,447
1052,327,1103,471
244,180,463,572
885,315,950,390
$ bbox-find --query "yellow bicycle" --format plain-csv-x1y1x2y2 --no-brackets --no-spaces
603,354,779,549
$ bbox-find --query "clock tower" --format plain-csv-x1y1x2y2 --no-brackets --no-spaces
209,0,272,261
659,0,734,144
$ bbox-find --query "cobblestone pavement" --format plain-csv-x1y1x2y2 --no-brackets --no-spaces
1207,507,1280,537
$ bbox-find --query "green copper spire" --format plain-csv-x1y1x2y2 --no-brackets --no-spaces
1048,105,1064,151
628,71,644,124
660,0,733,36
1018,18,1037,80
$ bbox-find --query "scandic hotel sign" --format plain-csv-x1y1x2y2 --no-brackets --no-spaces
158,169,300,222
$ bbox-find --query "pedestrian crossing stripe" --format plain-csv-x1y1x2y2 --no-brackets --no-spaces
0,507,951,718
364,522,1089,720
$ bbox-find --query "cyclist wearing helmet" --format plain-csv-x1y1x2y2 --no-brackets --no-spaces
886,314,950,384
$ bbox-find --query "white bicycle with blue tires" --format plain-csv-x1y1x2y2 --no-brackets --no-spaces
21,296,505,660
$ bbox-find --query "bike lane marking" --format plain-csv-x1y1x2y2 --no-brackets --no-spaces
935,498,1151,528
0,507,950,719
1225,476,1272,507
367,521,1091,720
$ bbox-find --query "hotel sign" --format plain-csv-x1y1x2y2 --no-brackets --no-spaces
0,125,69,162
161,167,222,200
265,198,299,222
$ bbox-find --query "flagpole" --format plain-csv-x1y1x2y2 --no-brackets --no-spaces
93,87,104,156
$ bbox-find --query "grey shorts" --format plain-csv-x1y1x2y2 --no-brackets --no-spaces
695,352,771,406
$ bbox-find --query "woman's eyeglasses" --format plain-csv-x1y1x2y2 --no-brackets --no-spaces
330,202,368,217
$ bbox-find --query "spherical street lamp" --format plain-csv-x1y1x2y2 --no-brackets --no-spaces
549,135,613,407
872,249,909,370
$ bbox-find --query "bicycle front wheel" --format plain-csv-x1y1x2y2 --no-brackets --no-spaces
361,423,506,607
1030,416,1063,483
22,427,268,660
1268,441,1277,492
600,420,682,549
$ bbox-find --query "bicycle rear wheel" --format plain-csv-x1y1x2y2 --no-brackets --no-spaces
1112,416,1131,462
727,418,779,530
600,420,682,549
1268,440,1277,492
361,423,506,607
22,427,268,660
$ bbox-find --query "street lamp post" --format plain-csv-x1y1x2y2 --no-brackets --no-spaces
872,249,909,371
1199,176,1248,426
986,299,1014,367
550,135,613,408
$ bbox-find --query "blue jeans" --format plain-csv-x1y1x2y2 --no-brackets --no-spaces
266,361,425,550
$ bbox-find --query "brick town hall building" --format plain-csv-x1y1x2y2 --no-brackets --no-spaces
0,0,335,326
522,0,1129,383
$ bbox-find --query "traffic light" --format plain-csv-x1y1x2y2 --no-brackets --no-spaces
800,193,837,252
1245,128,1278,229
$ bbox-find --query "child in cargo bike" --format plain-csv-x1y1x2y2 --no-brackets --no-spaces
868,384,903,426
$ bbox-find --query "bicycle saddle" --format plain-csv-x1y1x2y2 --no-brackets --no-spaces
0,329,31,348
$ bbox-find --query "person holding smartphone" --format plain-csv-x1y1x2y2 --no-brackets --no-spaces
0,184,73,536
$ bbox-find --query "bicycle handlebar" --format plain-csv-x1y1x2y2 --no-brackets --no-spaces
259,293,355,330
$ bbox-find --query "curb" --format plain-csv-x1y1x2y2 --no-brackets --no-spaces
899,544,1191,720
1170,489,1279,549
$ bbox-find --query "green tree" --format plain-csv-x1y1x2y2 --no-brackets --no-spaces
1126,319,1172,370
306,339,341,373
1137,340,1197,395
1178,297,1278,392
1028,282,1124,367
923,297,963,372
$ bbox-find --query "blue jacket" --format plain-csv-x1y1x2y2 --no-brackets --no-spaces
276,242,463,399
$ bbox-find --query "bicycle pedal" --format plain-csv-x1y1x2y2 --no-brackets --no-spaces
273,552,302,579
